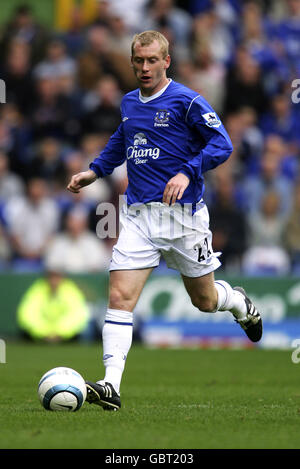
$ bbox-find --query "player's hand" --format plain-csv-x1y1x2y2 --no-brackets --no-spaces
163,172,190,206
67,170,97,193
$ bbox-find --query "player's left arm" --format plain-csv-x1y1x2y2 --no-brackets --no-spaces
180,96,233,181
163,97,232,205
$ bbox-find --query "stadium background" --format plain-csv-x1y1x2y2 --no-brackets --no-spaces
0,0,299,348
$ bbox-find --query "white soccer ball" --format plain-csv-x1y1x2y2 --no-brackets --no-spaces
37,367,87,411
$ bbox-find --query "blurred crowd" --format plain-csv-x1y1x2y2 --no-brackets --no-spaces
0,0,299,276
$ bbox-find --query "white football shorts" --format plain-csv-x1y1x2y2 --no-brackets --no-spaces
109,201,221,278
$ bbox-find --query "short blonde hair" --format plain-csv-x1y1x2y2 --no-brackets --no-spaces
131,30,169,59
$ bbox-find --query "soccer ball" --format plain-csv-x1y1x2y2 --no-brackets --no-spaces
37,367,87,411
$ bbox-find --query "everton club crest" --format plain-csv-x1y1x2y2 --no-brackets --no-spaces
154,109,170,127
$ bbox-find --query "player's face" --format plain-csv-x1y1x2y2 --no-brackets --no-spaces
131,40,171,97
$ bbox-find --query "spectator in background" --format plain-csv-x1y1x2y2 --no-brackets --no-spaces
191,7,234,66
104,0,148,33
0,151,24,202
91,0,114,29
31,73,81,143
0,103,33,177
60,4,86,57
224,46,269,115
187,0,240,24
33,41,83,142
240,136,293,216
262,134,299,182
236,106,264,173
32,39,83,143
239,1,286,96
108,10,135,55
33,38,77,81
209,169,247,272
5,177,59,271
17,268,89,342
77,25,136,93
0,3,49,65
0,114,14,156
30,74,63,140
44,208,110,273
274,0,300,73
242,189,290,275
82,75,122,135
247,189,288,247
174,59,195,88
28,137,66,189
209,0,239,38
54,72,84,144
220,111,246,170
0,38,35,117
259,92,300,150
142,0,192,55
80,132,110,164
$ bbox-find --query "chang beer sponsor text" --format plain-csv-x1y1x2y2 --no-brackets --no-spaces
127,132,160,164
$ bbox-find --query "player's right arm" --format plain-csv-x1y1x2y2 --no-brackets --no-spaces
67,169,98,193
67,122,126,193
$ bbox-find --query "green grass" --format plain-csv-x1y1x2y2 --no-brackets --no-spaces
1,342,300,449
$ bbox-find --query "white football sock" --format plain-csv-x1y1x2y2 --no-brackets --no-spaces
214,280,247,320
98,308,133,395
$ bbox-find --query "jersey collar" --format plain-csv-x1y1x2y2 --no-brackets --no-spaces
139,79,172,103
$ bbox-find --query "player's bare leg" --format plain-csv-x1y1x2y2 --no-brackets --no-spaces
86,268,153,410
108,268,154,311
181,271,218,312
182,271,262,342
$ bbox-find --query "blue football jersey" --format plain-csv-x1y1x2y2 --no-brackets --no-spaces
90,80,233,209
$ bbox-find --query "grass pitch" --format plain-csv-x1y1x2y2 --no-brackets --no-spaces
1,342,300,449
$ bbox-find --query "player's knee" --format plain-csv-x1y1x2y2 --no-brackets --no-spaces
109,286,133,311
191,295,217,313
